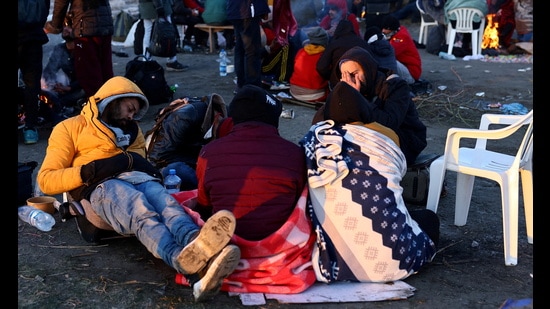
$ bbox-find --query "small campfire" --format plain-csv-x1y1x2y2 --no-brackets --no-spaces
482,13,501,56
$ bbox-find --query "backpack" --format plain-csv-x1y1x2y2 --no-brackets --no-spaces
113,10,136,42
18,0,48,26
148,19,179,57
124,55,174,105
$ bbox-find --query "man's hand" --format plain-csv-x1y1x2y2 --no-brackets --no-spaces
340,70,365,92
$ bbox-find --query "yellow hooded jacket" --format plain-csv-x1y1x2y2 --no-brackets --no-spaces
37,76,150,196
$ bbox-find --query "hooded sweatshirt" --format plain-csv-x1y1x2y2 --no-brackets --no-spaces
37,76,150,197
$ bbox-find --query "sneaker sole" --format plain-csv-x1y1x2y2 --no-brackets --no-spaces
166,66,188,72
176,210,236,274
193,244,241,302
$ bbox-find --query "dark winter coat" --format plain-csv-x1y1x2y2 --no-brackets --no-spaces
315,20,370,89
226,0,270,21
147,100,209,169
318,46,427,165
48,0,114,38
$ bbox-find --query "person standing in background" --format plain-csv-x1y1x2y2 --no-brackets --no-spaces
18,0,50,144
45,0,115,97
137,0,189,71
226,0,271,93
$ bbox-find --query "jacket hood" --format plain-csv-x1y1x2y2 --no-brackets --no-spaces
333,20,355,39
336,46,380,99
94,76,149,120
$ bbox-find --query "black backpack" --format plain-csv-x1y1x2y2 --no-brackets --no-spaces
124,55,174,105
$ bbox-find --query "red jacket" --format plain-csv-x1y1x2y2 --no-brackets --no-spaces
388,25,422,80
290,45,328,92
319,0,360,36
195,122,307,241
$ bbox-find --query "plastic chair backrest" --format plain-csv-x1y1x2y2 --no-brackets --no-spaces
416,0,438,44
446,7,486,56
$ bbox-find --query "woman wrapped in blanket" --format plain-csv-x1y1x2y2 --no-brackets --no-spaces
300,81,440,283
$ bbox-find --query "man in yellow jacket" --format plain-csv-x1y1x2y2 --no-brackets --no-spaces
37,76,239,302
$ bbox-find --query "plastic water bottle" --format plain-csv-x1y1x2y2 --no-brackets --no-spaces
18,206,56,232
164,168,181,194
219,49,227,77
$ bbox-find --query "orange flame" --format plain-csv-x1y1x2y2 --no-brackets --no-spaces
482,14,499,49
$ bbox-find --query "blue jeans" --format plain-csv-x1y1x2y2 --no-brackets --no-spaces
161,162,198,191
89,179,199,271
231,17,263,88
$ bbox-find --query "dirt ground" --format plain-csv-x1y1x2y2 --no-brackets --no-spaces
17,20,534,308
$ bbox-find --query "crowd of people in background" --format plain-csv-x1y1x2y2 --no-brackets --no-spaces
19,0,533,303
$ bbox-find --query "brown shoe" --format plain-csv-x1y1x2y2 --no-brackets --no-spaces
176,210,236,274
193,244,241,302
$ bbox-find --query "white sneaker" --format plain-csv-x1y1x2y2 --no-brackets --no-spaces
193,244,240,302
176,210,236,274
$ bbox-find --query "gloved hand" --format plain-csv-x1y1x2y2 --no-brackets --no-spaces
80,153,131,185
128,152,162,179
156,7,165,18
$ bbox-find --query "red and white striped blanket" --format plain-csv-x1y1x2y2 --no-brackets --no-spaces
173,187,317,294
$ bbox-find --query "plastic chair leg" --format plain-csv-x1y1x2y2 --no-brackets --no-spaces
520,168,533,244
447,30,456,55
454,173,475,226
471,32,478,56
426,157,445,213
501,176,519,266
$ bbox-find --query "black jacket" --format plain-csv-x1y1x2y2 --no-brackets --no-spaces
315,20,370,89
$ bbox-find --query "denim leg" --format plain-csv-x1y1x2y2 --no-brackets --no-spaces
89,179,200,270
161,162,198,191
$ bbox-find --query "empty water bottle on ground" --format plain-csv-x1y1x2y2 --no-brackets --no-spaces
18,205,56,232
164,169,181,194
219,49,227,77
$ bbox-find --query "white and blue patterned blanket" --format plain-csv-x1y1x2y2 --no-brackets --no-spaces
301,120,437,283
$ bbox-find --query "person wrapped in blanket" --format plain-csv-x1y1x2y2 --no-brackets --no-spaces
313,46,427,166
191,84,317,294
300,81,440,283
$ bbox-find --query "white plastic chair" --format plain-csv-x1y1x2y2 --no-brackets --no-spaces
416,1,439,45
426,110,533,266
446,7,486,56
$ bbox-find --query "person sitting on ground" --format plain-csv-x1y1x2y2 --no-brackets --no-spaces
316,19,370,90
301,81,439,283
312,46,427,166
319,0,360,37
40,22,86,121
189,85,317,294
201,0,235,50
36,76,240,302
363,25,399,74
381,15,421,85
289,27,330,103
146,94,227,190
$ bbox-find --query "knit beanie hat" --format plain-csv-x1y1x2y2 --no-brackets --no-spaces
323,81,372,124
304,27,329,47
381,15,400,31
229,84,282,128
364,26,382,43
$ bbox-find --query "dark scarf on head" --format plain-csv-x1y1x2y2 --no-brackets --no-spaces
336,46,394,102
